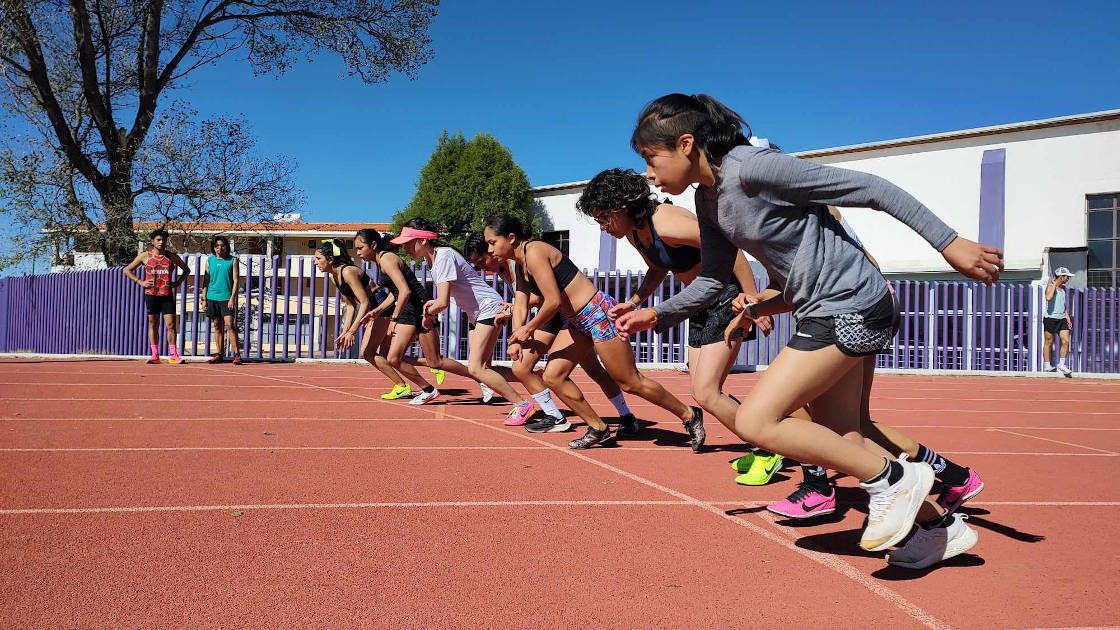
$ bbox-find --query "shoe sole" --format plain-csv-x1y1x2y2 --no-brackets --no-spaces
767,505,836,519
525,420,572,434
569,435,613,449
862,463,935,552
887,525,979,569
408,393,440,406
942,481,985,514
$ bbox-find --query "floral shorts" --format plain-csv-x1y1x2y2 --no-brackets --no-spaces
567,291,619,343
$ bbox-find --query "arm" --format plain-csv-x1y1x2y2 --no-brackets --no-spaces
1044,282,1056,302
200,258,210,301
515,244,564,336
742,150,1002,283
228,258,240,308
169,253,191,289
729,251,773,334
425,282,452,316
123,252,151,288
506,275,534,362
341,268,371,334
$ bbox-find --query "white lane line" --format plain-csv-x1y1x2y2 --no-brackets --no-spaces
200,366,953,630
0,446,546,452
988,429,1120,455
707,501,1120,507
0,500,691,515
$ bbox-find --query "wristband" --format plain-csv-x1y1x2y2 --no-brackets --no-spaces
645,307,658,327
746,302,758,319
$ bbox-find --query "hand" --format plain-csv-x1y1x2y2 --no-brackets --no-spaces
142,279,155,288
386,321,397,337
509,324,536,345
357,311,375,327
423,300,437,316
422,313,437,331
723,312,753,346
227,298,235,310
941,236,1003,286
731,292,759,315
336,331,356,350
616,308,656,334
494,302,513,326
507,342,522,362
608,299,637,321
754,314,773,336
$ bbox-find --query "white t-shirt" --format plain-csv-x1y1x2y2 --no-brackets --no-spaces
431,247,504,324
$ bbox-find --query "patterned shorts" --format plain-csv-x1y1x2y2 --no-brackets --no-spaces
567,291,619,343
787,291,899,357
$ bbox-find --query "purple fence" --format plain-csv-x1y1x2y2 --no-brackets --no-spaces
1,256,1117,374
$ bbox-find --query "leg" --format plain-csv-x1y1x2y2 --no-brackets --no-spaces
466,323,523,403
211,318,225,356
163,313,178,347
688,339,742,429
1042,331,1054,365
224,314,241,356
416,327,472,378
386,325,432,389
1059,329,1071,361
580,349,622,399
361,318,406,387
595,336,692,422
148,314,160,346
542,330,605,430
511,331,554,395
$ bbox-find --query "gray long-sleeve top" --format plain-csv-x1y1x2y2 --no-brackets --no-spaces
652,145,958,330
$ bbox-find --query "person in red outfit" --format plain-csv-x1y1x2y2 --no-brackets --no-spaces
124,229,191,364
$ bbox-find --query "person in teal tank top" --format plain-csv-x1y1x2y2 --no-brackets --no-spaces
1043,267,1074,376
201,235,242,364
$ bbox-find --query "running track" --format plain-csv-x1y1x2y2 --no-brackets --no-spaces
1,359,1118,629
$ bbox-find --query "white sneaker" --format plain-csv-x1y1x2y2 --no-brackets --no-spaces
859,459,935,552
887,514,979,569
409,388,441,405
480,382,495,403
1057,364,1073,377
1043,363,1056,372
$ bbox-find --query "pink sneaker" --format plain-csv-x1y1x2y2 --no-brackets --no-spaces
766,483,836,519
937,468,984,513
504,402,535,426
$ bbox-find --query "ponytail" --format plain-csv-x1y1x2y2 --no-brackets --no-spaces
631,93,752,163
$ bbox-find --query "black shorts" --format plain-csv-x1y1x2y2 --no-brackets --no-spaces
205,299,233,319
687,282,755,348
786,290,899,357
391,300,429,331
145,294,176,315
469,317,497,331
1043,317,1070,334
539,312,567,336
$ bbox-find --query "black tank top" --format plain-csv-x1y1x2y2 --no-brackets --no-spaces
336,263,373,300
631,212,701,273
521,241,580,297
376,254,429,303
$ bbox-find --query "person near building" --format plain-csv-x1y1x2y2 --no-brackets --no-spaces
1043,267,1075,377
200,235,242,365
123,229,191,365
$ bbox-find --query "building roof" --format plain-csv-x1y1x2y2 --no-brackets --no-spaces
529,108,1120,191
68,221,393,236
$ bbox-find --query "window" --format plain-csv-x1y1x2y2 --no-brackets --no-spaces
1087,193,1119,288
541,230,570,256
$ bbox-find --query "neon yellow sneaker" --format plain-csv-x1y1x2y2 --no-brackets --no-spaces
730,454,755,473
429,369,446,386
735,453,784,486
381,383,412,400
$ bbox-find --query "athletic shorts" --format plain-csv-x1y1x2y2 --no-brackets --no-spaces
1043,317,1070,334
786,291,899,357
539,312,567,336
145,294,176,315
391,299,429,331
567,291,619,343
205,299,233,319
468,317,496,331
687,282,756,348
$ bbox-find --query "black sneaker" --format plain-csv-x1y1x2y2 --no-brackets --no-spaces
617,413,640,436
569,425,612,449
525,414,572,433
684,406,705,453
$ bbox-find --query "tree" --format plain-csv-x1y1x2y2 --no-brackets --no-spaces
394,130,537,249
0,0,439,267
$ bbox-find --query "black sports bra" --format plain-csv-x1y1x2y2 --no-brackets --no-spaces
631,213,701,273
336,263,373,300
520,241,580,297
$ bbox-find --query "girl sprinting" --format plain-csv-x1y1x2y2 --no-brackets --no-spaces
617,93,1001,566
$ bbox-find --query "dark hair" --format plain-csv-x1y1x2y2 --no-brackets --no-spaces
355,228,395,253
402,217,466,258
484,214,531,241
463,231,488,260
631,93,752,163
576,168,660,228
210,235,231,255
317,238,354,267
149,228,169,241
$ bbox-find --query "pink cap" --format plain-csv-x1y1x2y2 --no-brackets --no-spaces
390,226,438,245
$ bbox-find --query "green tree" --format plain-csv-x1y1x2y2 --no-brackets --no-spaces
0,0,439,268
394,130,537,249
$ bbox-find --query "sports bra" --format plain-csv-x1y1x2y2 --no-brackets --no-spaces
520,241,580,297
376,255,429,303
631,212,701,273
336,263,373,300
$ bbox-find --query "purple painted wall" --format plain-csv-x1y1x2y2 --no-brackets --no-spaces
2,261,1118,373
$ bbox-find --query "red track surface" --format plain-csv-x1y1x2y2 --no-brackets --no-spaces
1,359,1118,629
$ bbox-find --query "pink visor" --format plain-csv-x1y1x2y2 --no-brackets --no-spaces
389,227,438,245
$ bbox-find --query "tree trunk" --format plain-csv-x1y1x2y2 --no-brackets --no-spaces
100,169,138,267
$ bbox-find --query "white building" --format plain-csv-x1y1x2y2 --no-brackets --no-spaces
536,109,1120,288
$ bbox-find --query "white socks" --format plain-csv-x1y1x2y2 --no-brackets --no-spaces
531,389,563,419
609,393,632,416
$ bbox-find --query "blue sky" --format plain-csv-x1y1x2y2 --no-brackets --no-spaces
4,0,1120,275
179,0,1120,224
